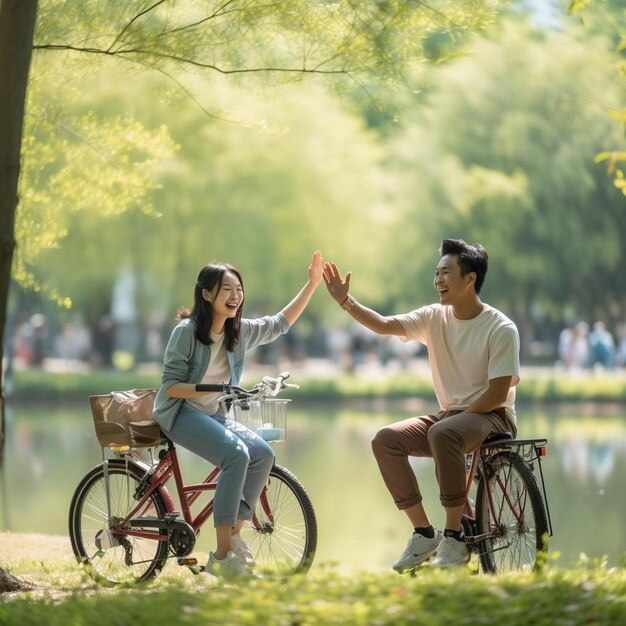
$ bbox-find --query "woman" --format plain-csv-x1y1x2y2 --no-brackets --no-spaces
154,251,323,578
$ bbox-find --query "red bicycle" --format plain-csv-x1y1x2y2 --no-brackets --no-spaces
68,373,317,587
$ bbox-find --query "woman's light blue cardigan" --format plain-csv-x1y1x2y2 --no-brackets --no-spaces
153,313,289,431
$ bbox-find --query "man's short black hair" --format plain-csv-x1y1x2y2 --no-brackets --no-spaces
439,239,489,295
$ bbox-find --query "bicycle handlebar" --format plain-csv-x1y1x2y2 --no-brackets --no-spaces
194,383,225,392
195,371,299,399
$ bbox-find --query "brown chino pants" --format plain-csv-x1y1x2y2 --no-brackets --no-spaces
371,408,517,509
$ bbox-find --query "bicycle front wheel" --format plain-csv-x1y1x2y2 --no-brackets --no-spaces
240,464,317,576
68,459,169,587
475,451,548,573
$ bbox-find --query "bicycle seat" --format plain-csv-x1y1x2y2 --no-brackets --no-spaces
482,431,513,445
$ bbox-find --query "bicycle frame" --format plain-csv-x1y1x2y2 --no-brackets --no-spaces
102,441,217,545
105,439,276,546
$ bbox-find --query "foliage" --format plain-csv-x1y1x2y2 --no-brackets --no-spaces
11,0,502,324
33,0,500,82
380,18,626,332
569,0,626,196
27,72,391,330
15,54,178,306
140,78,391,318
0,532,625,626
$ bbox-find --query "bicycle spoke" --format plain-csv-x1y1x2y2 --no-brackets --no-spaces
69,462,169,586
476,451,548,573
241,465,316,575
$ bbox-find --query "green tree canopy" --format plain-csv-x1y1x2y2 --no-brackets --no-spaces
35,74,390,331
569,0,626,195
15,0,501,306
382,17,626,346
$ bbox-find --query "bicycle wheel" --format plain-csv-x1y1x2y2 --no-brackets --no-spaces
69,458,169,587
240,464,317,575
475,451,548,573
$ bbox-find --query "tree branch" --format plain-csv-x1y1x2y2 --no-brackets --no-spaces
139,61,261,126
32,43,352,76
411,0,463,28
161,0,239,35
109,1,284,47
107,0,167,52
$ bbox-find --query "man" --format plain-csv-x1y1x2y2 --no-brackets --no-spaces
323,239,520,569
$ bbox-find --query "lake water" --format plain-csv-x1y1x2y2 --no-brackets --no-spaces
1,399,625,571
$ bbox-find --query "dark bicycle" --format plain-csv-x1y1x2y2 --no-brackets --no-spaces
461,433,553,573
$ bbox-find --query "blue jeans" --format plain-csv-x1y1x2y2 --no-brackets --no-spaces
163,401,275,527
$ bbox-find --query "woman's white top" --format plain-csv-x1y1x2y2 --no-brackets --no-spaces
187,330,231,416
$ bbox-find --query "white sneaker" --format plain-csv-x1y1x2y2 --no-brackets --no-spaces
205,551,251,579
392,530,443,571
231,533,255,566
431,536,470,568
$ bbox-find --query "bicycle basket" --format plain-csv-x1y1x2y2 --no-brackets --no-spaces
229,398,290,442
89,388,165,449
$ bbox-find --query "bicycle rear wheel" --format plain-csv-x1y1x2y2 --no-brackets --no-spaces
475,451,548,573
240,464,317,575
69,459,169,587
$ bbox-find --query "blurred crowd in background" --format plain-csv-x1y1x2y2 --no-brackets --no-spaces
556,321,626,372
6,311,626,376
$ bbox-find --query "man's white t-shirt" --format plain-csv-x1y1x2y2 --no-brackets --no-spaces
187,330,231,416
392,304,520,417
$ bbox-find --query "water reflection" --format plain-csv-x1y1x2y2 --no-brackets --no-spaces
1,401,625,570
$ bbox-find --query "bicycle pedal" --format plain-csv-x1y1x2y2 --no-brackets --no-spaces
177,557,198,566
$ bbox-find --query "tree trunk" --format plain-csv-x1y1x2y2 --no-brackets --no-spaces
0,0,38,586
0,0,38,461
0,567,34,593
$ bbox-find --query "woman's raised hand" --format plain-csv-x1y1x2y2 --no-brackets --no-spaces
323,261,351,305
281,251,325,325
309,250,324,287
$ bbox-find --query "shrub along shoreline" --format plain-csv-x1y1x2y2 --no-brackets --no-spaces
6,368,626,404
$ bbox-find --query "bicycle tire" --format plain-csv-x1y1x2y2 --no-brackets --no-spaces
240,464,317,575
68,459,169,587
475,451,548,573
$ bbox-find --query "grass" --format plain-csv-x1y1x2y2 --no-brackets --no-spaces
0,533,625,625
7,367,626,404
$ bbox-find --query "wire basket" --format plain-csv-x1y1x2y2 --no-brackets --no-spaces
229,398,290,442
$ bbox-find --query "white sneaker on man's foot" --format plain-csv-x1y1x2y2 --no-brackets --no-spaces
430,536,470,568
205,551,251,579
392,530,443,571
231,533,255,566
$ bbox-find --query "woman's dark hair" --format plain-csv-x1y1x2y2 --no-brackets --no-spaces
177,262,244,351
439,239,489,295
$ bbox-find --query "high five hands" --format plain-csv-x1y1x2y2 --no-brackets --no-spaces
323,261,351,305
